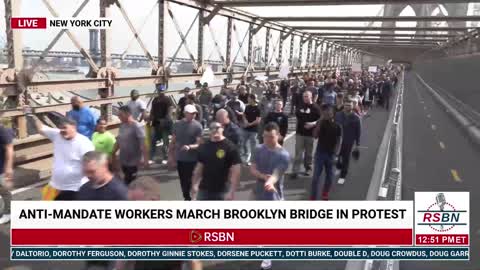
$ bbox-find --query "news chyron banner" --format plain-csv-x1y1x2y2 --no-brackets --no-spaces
10,192,469,261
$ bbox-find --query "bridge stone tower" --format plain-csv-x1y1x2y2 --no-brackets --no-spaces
89,29,101,69
382,3,469,36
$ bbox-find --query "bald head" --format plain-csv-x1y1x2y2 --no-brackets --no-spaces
302,90,313,104
216,109,229,125
71,96,83,110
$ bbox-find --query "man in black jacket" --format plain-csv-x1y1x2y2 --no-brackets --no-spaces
311,104,342,200
291,91,321,179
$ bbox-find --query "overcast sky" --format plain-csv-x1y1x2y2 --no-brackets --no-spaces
0,0,476,64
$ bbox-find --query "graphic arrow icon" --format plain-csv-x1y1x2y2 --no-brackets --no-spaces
190,230,202,243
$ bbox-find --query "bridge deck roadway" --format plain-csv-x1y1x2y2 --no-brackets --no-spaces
0,98,390,269
401,72,479,270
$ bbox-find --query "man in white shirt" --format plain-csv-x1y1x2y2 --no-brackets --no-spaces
34,117,94,200
127,89,147,122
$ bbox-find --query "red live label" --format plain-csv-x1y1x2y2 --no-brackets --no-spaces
11,18,47,29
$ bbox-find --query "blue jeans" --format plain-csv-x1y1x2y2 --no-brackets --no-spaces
242,130,258,163
311,150,335,200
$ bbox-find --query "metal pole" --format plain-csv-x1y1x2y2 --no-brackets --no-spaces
4,0,22,70
99,0,112,122
225,17,233,72
158,0,166,69
327,43,332,67
306,38,312,69
247,22,254,71
197,9,205,73
298,36,304,68
319,41,324,68
264,27,271,71
289,34,295,72
278,29,285,68
100,0,112,68
4,0,27,138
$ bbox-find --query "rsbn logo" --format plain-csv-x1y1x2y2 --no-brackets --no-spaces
417,193,467,232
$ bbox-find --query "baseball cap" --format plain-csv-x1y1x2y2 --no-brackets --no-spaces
184,104,197,114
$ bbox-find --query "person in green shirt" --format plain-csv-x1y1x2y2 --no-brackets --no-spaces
91,118,116,157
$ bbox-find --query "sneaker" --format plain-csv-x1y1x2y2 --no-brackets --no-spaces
338,178,346,185
303,170,311,176
260,259,272,270
0,214,11,224
148,160,155,165
290,173,297,179
321,192,329,201
161,160,168,165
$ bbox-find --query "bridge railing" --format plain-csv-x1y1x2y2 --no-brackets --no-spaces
353,71,404,270
3,65,351,153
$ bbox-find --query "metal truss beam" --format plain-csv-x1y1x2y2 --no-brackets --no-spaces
167,0,350,49
329,37,448,42
231,22,249,65
225,17,233,71
213,0,471,6
344,42,435,47
158,0,166,69
314,32,456,38
338,40,440,44
296,26,472,31
203,5,222,25
42,0,99,73
252,21,267,35
281,28,294,39
351,44,433,48
169,0,296,34
197,8,205,72
263,16,480,22
33,0,90,70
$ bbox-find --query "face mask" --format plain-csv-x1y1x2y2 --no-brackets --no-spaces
72,105,80,111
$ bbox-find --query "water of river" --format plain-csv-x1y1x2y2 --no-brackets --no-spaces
45,66,226,100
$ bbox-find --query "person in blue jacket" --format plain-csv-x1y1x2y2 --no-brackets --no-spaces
66,96,98,139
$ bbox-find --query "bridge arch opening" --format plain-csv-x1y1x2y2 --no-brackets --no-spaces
430,5,449,38
394,5,417,38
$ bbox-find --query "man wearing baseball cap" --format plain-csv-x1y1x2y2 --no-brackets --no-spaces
169,104,203,200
